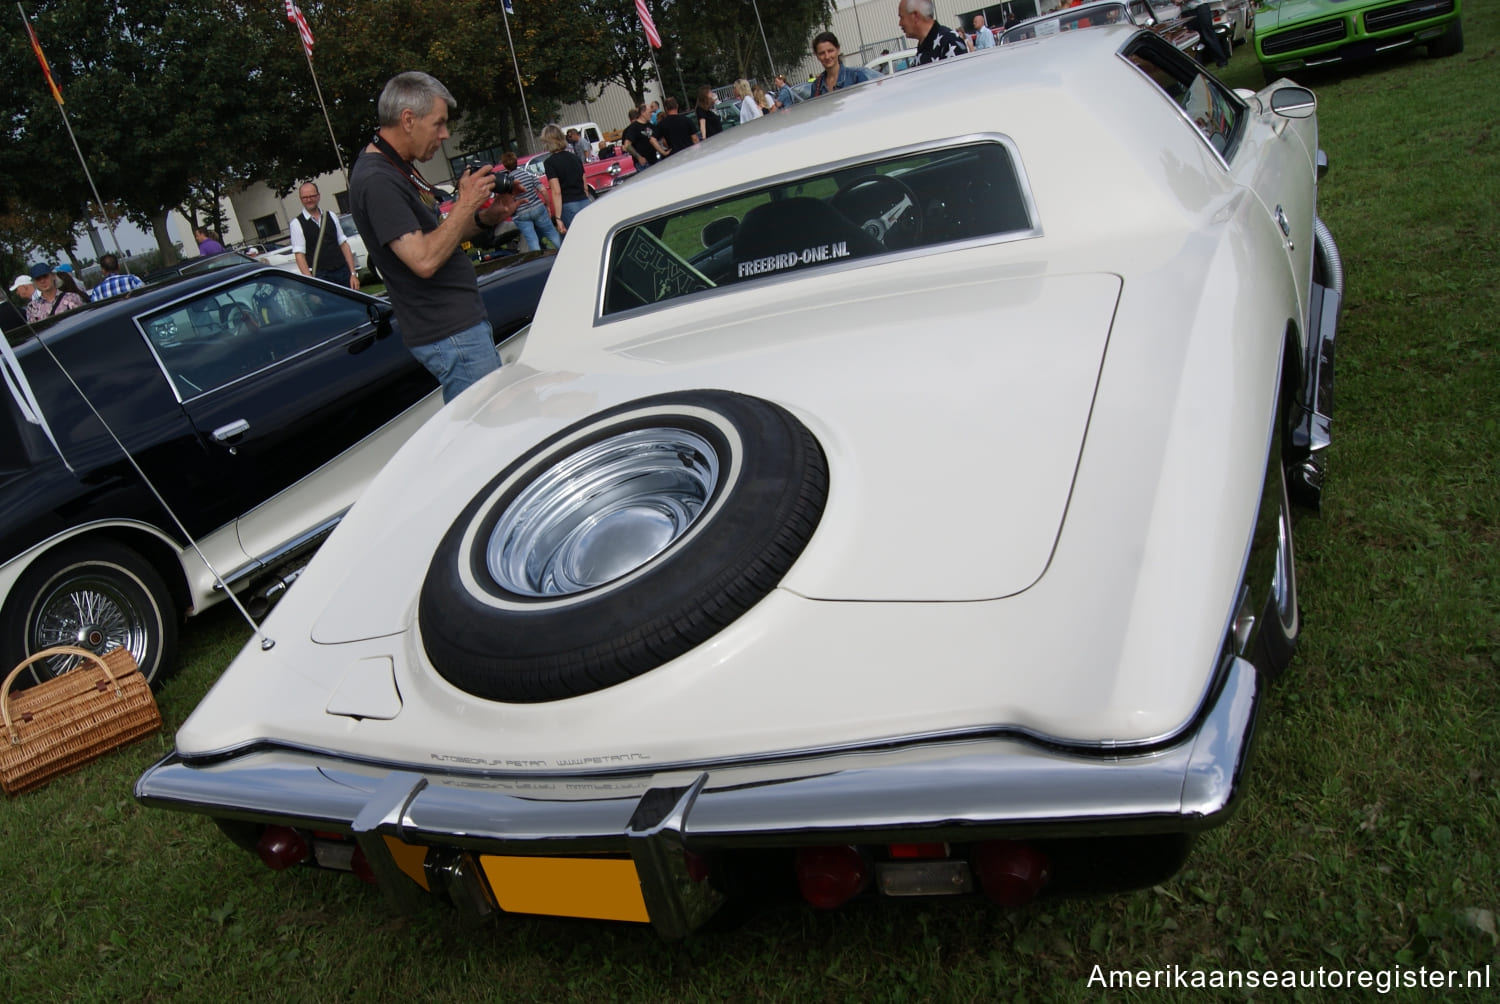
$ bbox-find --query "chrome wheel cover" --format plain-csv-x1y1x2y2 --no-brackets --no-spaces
487,428,721,597
1270,487,1297,634
29,572,151,679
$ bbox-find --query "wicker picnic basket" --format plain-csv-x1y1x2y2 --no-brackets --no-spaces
1,645,162,796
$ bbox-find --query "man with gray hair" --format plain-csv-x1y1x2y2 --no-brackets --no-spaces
897,0,968,64
349,71,516,402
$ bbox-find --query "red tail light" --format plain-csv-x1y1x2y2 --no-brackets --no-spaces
795,846,868,910
973,840,1050,906
350,845,378,885
888,842,949,859
256,826,310,871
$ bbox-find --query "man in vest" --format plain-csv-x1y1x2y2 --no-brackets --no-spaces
290,182,361,289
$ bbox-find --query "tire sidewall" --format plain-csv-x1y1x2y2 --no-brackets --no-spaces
418,390,828,700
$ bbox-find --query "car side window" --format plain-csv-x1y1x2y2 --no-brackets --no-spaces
1123,35,1247,159
603,141,1034,316
142,274,369,400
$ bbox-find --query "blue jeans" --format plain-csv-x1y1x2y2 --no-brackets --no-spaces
513,203,562,251
409,320,500,403
561,199,591,229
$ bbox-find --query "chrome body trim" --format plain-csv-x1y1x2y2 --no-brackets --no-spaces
136,656,1259,935
1290,280,1337,510
214,510,347,592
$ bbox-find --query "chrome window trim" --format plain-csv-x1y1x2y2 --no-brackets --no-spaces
133,270,382,406
1116,36,1250,173
594,133,1043,326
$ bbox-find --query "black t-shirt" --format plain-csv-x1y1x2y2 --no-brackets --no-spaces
543,150,588,203
348,150,483,348
696,107,722,138
622,122,660,164
658,113,697,155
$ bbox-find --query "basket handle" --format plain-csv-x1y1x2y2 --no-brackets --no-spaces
2,646,122,747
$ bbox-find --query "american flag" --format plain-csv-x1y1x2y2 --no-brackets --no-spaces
635,0,661,49
285,0,315,57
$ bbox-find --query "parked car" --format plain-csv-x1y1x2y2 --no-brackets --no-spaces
252,243,297,271
138,27,1341,938
1001,0,1202,53
517,149,637,199
1255,0,1461,83
1,257,552,688
257,215,377,282
140,251,260,284
863,47,919,74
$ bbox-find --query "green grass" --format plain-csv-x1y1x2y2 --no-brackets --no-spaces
4,31,1499,1003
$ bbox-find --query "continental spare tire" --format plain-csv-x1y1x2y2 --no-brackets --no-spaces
418,390,828,702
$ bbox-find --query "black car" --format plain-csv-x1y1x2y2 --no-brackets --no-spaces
0,257,550,687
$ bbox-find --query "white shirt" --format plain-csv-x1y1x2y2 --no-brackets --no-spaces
288,208,350,257
739,95,762,122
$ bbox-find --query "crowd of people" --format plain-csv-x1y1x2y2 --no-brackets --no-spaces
3,4,1008,348
6,262,90,325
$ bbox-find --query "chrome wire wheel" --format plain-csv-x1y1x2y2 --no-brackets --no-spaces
3,541,177,687
29,572,152,680
487,428,721,596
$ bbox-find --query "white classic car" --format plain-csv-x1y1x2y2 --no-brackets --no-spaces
139,27,1341,937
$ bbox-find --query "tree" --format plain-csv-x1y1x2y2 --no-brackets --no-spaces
591,0,833,106
1,0,293,263
262,0,616,182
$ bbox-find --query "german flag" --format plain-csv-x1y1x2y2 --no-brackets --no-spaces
25,18,64,106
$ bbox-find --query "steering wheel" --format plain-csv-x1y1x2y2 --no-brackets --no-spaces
221,304,260,338
829,174,924,249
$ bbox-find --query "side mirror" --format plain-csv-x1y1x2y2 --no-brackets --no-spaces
1269,85,1316,119
368,301,394,333
701,216,738,248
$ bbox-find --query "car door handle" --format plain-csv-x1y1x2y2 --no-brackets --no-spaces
213,419,250,443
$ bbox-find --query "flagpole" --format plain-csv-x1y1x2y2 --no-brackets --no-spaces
285,2,349,188
635,0,666,103
646,46,667,110
302,46,349,188
749,0,777,80
499,5,535,151
16,4,132,272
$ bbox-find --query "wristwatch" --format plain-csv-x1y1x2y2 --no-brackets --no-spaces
473,209,487,231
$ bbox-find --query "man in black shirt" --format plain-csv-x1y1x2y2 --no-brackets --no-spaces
349,71,515,402
897,0,968,64
656,97,699,156
622,105,665,169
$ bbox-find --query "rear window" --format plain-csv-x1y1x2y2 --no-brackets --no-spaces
603,140,1034,316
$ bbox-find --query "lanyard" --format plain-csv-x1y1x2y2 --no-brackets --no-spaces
371,134,439,209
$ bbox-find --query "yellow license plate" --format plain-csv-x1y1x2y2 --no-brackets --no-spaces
478,855,650,923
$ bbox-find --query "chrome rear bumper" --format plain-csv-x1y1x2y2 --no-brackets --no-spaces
138,656,1260,937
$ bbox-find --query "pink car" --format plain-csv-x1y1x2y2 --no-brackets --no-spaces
517,150,636,198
